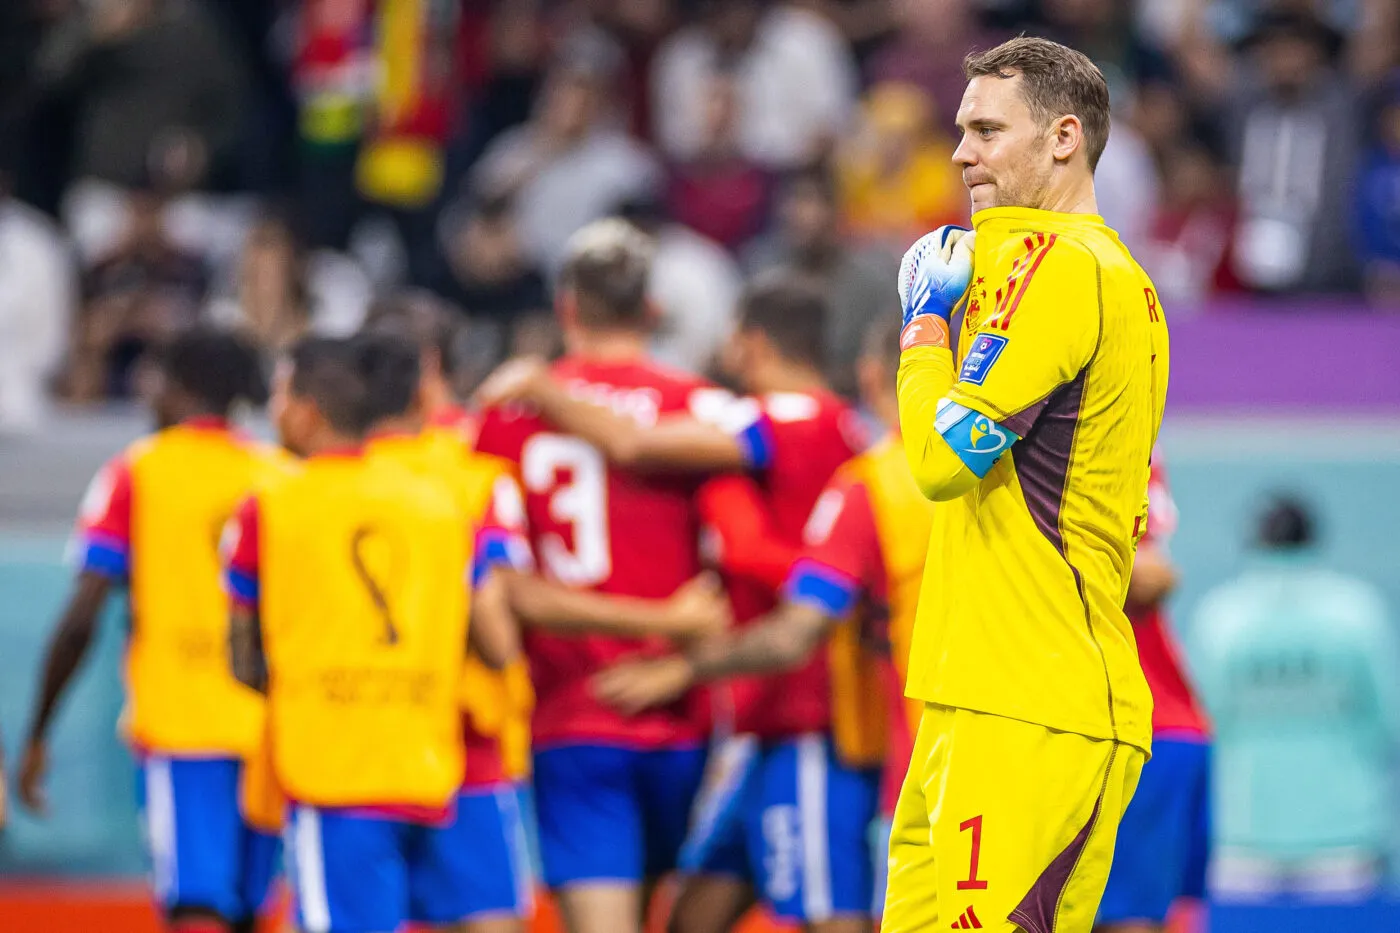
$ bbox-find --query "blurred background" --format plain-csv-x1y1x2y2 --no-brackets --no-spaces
0,0,1399,930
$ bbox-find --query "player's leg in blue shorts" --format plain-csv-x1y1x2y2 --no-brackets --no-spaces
138,755,280,926
638,744,712,879
1098,737,1212,928
678,735,761,881
285,804,418,933
533,743,707,888
743,733,880,924
408,782,535,927
670,735,762,933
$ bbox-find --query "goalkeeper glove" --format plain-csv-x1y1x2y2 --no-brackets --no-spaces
897,226,975,350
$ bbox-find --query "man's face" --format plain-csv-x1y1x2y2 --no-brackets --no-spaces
540,74,598,141
1258,36,1323,97
779,180,835,253
953,73,1056,213
270,360,311,457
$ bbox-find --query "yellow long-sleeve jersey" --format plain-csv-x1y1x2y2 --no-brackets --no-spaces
897,206,1169,753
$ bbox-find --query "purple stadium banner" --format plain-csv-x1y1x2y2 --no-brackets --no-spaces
1166,303,1400,413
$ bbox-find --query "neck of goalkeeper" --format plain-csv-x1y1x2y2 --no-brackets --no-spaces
1030,165,1098,216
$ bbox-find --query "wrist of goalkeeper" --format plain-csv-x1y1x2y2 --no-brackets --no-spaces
900,315,951,352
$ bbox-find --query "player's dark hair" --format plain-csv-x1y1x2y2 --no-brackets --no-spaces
964,37,1112,171
737,271,828,370
355,333,422,424
1257,495,1316,550
862,316,903,375
558,218,654,328
156,327,267,414
287,337,375,437
362,294,464,377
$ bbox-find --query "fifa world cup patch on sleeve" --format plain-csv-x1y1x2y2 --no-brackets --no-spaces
958,334,1008,386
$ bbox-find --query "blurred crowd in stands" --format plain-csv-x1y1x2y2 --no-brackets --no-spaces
0,0,1398,433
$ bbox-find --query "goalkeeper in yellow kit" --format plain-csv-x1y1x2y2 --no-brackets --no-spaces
886,38,1170,933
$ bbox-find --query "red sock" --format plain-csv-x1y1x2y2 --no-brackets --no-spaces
169,918,228,933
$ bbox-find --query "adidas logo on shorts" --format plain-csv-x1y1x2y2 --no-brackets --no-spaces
950,905,983,929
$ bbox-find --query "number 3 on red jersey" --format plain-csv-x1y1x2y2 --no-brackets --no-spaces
521,434,612,587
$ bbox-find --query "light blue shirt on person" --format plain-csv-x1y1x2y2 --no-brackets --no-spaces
1191,555,1400,862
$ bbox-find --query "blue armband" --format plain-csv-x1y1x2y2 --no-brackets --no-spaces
934,400,1020,478
783,559,860,618
734,414,775,471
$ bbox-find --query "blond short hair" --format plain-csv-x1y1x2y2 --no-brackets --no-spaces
964,37,1112,170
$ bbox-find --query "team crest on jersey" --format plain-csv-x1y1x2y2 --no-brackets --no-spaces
958,334,1008,386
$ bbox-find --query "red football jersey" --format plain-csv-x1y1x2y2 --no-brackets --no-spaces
706,390,869,739
1131,459,1210,738
475,356,724,748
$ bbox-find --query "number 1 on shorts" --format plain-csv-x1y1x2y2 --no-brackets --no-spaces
957,815,989,890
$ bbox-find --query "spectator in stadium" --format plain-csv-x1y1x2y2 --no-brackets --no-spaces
664,67,773,254
1141,141,1243,307
863,0,1011,123
0,155,77,434
1354,73,1400,308
1025,0,1172,251
745,165,899,397
204,211,370,363
1227,8,1363,294
454,0,548,173
1191,495,1400,901
288,0,376,257
1037,0,1175,107
617,195,742,375
652,0,858,170
34,0,247,262
471,44,661,276
556,0,676,142
65,185,208,402
432,190,550,355
836,81,965,251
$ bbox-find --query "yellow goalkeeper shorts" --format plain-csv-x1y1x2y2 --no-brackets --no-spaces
882,703,1144,932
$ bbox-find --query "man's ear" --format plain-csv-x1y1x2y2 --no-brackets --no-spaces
1051,114,1085,165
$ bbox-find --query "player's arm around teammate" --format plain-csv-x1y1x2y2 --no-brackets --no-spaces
475,354,760,474
472,273,857,479
501,569,731,642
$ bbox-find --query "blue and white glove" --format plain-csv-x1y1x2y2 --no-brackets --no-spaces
897,225,975,350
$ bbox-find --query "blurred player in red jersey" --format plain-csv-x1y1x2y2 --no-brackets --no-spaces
478,273,875,933
20,331,280,933
472,219,739,933
1097,459,1210,933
